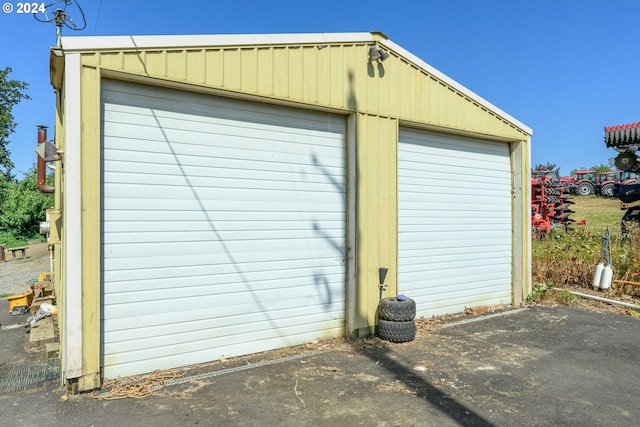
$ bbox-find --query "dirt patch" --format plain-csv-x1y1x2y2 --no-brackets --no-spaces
0,242,51,296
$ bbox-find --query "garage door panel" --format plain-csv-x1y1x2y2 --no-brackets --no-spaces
103,134,344,169
399,128,512,317
103,197,342,212
104,309,346,359
104,272,347,306
103,254,341,283
103,243,344,271
103,285,345,321
101,80,346,378
105,314,344,373
104,182,343,202
104,218,344,233
103,294,346,334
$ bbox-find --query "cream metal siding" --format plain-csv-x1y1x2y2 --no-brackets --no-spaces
398,128,513,317
101,80,347,377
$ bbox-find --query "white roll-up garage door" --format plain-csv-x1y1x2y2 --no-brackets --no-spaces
101,80,347,378
398,128,512,318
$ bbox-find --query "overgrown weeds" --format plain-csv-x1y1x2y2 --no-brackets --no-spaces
527,283,578,305
532,226,640,299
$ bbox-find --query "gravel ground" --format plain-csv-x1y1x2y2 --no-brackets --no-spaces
0,242,50,297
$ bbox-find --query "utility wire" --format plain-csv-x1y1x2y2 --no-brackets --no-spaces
33,0,86,30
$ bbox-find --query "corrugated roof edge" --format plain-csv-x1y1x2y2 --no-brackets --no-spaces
60,32,375,50
59,32,532,136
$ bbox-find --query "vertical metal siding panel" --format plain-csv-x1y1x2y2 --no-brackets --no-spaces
354,114,398,332
387,58,402,117
340,45,356,110
316,45,332,106
377,59,391,118
354,114,370,331
352,48,367,113
398,61,412,119
98,52,124,70
272,47,289,98
186,50,205,84
122,51,147,75
80,64,101,389
288,46,303,100
378,118,398,291
425,75,439,125
145,51,167,79
223,48,241,90
166,50,186,81
240,48,258,93
205,49,224,87
366,59,380,113
256,47,274,96
302,46,317,102
329,47,344,109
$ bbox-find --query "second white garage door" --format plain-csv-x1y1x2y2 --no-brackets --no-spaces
398,128,512,318
101,80,347,378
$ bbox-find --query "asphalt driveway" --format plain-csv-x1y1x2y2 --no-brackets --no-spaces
1,304,638,426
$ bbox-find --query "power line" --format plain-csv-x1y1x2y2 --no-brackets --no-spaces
33,0,87,46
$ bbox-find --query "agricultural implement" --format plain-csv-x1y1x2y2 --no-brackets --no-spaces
531,169,578,239
604,121,640,231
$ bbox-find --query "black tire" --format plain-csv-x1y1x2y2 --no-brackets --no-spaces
377,319,416,343
378,297,416,321
577,182,594,196
600,183,616,198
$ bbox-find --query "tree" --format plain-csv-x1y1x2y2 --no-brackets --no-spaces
0,165,53,241
592,164,612,173
0,67,30,181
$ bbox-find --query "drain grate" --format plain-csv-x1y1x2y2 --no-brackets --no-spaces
0,359,60,395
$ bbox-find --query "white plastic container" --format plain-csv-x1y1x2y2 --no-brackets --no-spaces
592,262,604,290
599,265,613,290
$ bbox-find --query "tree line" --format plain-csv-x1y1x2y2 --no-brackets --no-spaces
0,67,53,247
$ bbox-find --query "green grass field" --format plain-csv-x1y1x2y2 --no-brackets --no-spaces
569,195,625,236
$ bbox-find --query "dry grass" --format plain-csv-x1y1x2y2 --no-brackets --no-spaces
533,195,640,301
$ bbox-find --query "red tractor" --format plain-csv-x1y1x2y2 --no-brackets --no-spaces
571,170,598,196
597,170,637,198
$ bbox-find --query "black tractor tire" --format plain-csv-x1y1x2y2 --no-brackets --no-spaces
378,297,416,322
377,319,416,343
600,183,616,198
577,182,595,196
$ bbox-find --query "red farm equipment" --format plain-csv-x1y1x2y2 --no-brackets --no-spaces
571,170,598,196
531,169,578,239
604,122,640,232
597,170,637,198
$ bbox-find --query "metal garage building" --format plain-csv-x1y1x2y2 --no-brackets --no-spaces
46,32,532,391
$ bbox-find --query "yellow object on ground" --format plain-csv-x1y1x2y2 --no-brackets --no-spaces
7,290,34,313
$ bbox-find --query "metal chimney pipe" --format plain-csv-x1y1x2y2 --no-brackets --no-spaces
37,125,55,193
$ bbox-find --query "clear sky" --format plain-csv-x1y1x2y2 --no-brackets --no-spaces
2,0,639,179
